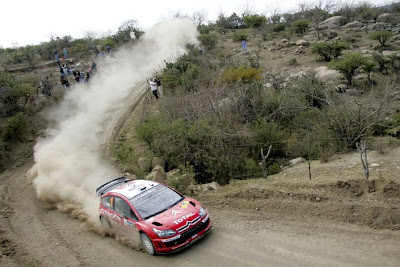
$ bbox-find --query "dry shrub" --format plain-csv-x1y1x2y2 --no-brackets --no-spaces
222,66,262,83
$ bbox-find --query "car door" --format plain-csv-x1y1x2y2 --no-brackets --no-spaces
100,195,123,230
114,197,140,243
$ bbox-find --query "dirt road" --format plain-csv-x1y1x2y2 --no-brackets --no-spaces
1,163,400,266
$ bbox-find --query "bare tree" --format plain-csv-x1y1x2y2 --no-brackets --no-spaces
84,31,97,40
260,145,272,179
191,10,207,26
318,84,391,148
356,140,369,179
305,0,339,40
241,0,255,16
168,11,189,19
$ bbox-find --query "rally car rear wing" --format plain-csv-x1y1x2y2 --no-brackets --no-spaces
96,177,131,196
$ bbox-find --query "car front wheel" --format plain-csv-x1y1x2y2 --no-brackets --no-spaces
140,233,156,255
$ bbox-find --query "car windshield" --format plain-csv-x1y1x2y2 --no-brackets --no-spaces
130,184,183,220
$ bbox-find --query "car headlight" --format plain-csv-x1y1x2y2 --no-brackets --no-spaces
199,207,207,218
153,228,176,238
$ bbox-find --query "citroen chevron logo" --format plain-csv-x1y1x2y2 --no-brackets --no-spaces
177,216,201,232
172,210,184,218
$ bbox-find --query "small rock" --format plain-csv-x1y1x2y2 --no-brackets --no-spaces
370,163,381,167
289,157,306,165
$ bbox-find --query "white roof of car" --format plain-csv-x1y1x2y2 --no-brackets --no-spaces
109,179,159,199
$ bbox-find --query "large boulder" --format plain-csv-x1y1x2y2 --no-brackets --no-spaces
289,157,306,165
343,21,363,29
336,84,347,93
315,66,342,81
146,165,166,183
377,13,400,24
392,34,400,41
151,157,165,169
296,39,309,46
202,182,221,192
372,22,391,31
138,157,151,172
319,16,348,30
382,51,399,57
166,168,181,180
345,89,363,96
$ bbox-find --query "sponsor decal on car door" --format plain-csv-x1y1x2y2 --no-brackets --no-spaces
114,197,140,243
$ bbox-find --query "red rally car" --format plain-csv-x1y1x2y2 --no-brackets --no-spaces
96,177,212,255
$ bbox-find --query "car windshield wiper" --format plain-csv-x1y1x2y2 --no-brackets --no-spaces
167,197,184,209
144,208,168,220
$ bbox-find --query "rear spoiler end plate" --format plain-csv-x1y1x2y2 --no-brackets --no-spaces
96,177,131,196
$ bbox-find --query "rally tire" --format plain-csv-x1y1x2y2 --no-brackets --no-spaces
100,216,111,229
140,233,156,255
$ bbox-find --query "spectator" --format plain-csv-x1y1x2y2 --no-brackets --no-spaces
54,50,59,61
63,47,68,59
149,79,158,99
241,40,247,51
154,75,163,98
106,45,111,54
60,76,69,90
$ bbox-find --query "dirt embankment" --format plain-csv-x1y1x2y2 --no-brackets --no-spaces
200,146,400,231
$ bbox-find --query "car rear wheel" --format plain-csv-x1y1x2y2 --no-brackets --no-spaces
100,216,111,229
140,233,156,255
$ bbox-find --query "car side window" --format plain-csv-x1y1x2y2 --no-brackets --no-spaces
101,196,114,209
115,197,138,221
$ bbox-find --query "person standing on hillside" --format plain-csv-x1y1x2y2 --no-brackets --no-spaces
63,47,68,59
60,76,69,90
54,50,59,62
149,79,159,99
106,45,111,54
241,40,247,51
154,75,163,98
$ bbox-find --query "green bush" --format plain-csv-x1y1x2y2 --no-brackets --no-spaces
2,112,27,141
233,30,248,41
311,42,332,61
272,23,286,33
198,25,211,34
331,41,350,59
0,72,15,88
252,120,286,157
370,30,394,50
198,33,218,50
311,42,349,62
328,52,367,85
17,75,40,88
372,52,389,75
243,14,267,28
362,60,376,84
291,20,309,36
166,168,196,195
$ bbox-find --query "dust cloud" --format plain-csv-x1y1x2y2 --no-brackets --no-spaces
27,19,199,228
